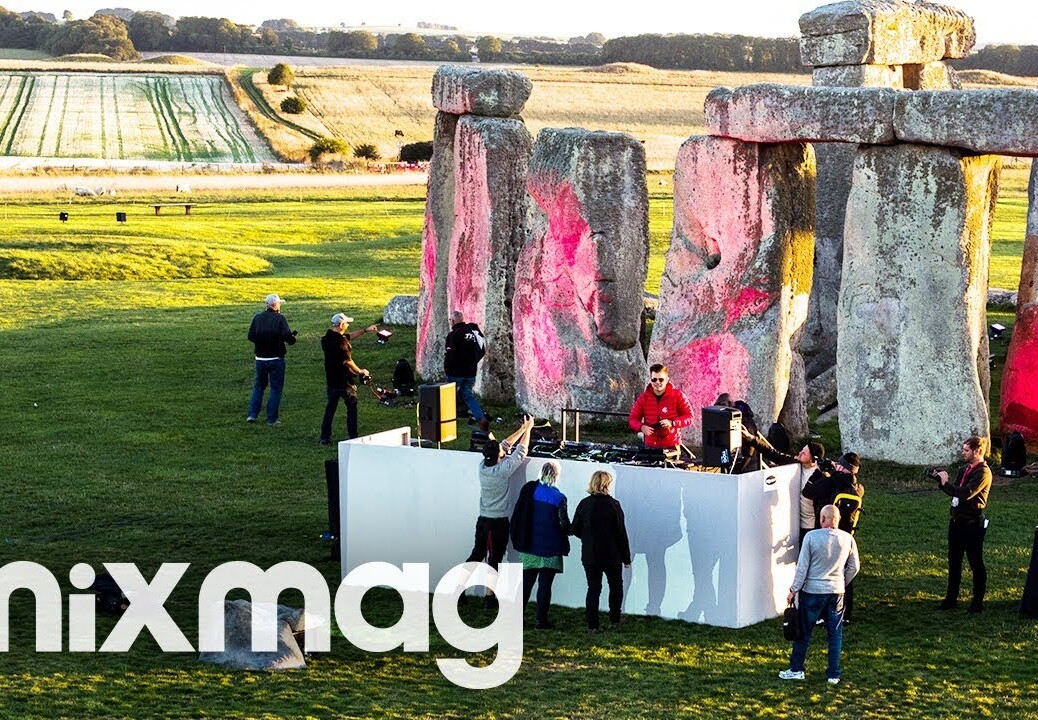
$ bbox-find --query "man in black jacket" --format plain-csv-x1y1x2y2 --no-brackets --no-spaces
937,435,992,614
247,293,296,425
320,313,378,444
445,310,488,431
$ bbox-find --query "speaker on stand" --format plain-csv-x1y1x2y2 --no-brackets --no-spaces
417,382,457,446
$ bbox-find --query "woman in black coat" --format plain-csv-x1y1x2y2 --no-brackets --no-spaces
570,469,632,633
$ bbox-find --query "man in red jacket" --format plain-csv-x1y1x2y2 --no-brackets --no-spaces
628,363,693,450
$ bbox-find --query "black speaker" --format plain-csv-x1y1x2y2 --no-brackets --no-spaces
1000,431,1029,477
702,405,742,468
59,212,69,222
1020,526,1038,618
418,382,457,442
115,212,127,222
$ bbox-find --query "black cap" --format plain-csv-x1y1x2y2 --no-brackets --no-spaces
838,452,860,474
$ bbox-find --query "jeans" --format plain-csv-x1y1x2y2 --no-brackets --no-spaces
789,592,845,680
523,568,557,626
248,358,285,423
447,375,485,421
946,518,987,605
320,386,358,441
584,562,624,629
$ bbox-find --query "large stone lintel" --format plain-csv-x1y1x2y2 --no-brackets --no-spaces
706,83,896,145
799,0,975,67
894,89,1038,157
432,65,533,117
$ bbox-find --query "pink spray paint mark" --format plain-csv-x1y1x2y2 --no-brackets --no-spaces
1000,303,1038,447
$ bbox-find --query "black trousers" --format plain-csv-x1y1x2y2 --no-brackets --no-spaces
522,568,557,626
946,518,987,605
584,562,624,629
466,516,509,571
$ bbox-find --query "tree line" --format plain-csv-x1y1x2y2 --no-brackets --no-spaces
952,45,1038,78
0,6,804,71
5,6,1037,79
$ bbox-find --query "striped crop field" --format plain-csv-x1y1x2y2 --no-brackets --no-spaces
0,72,275,162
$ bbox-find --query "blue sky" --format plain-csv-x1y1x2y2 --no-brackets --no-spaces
2,1,1029,46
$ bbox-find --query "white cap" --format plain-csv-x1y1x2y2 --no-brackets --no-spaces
265,293,283,306
332,313,354,326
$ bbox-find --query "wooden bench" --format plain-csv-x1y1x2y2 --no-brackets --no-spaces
152,204,194,216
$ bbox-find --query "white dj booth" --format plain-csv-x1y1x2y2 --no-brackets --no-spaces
338,427,799,628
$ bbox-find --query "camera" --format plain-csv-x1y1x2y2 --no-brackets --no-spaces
924,467,943,481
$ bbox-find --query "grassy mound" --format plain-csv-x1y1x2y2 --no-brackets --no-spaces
956,69,1036,86
49,53,117,63
583,62,657,74
0,240,271,280
140,54,213,66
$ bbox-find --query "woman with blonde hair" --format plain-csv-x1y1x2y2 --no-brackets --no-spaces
570,469,632,633
510,460,570,629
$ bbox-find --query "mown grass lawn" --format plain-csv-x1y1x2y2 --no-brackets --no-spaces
0,177,1036,719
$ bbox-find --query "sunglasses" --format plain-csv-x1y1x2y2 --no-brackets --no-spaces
650,377,667,383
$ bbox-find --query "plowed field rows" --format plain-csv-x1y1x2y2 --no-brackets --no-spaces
0,72,275,162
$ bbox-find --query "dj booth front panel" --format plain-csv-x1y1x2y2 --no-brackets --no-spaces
338,428,799,628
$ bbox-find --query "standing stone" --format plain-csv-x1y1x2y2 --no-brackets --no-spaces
999,160,1038,446
513,128,649,419
446,115,533,403
803,57,904,386
648,136,815,441
838,145,999,464
415,112,459,382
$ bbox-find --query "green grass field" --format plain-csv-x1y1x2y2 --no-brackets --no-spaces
0,177,1036,719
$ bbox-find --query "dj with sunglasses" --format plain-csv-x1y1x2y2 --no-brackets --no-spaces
627,363,693,450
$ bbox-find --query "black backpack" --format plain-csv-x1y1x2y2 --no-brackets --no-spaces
90,572,129,615
393,358,415,395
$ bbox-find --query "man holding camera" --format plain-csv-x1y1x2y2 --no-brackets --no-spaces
802,452,864,622
936,435,992,614
247,293,297,426
628,364,693,450
320,313,378,444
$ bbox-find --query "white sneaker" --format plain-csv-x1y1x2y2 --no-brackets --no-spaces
778,669,805,681
827,677,841,685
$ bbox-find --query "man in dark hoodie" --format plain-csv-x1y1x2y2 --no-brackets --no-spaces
320,312,378,444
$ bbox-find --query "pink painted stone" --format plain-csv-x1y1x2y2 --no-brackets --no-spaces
513,128,649,419
445,115,532,403
1001,303,1038,447
648,136,815,442
415,112,458,382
